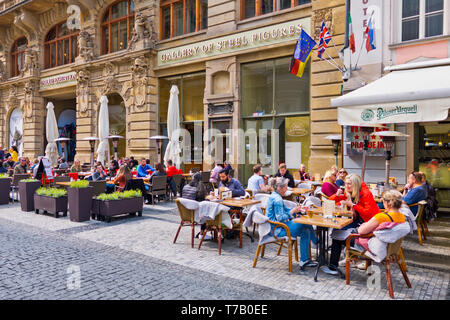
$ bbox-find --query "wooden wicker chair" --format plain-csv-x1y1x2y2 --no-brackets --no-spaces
198,210,230,255
345,233,411,299
252,220,299,272
173,199,199,248
409,200,428,245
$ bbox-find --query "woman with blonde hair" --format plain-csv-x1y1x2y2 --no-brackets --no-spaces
321,170,339,197
324,174,380,274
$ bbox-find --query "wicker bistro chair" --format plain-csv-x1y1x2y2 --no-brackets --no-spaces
11,174,30,202
252,221,299,272
173,199,200,248
198,210,231,255
345,233,411,299
201,171,214,193
147,175,167,204
409,200,428,245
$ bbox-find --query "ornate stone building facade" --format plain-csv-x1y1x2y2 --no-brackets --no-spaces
0,0,344,178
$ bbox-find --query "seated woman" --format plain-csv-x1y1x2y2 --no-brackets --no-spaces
109,159,120,177
335,168,348,188
325,174,380,274
70,159,82,173
181,172,210,239
108,165,133,193
266,177,319,270
321,170,339,197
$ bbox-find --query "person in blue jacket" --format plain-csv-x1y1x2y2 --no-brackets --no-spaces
402,172,426,215
137,158,154,178
218,169,245,197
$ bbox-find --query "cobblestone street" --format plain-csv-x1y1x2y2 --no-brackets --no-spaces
0,203,448,300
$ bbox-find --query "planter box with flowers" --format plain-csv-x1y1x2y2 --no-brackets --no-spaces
68,180,93,222
91,190,143,223
19,178,42,212
0,173,11,205
34,187,68,218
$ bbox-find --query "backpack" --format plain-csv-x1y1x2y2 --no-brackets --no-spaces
423,182,438,222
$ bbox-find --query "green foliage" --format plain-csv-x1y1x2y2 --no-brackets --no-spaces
70,180,90,188
0,173,10,179
36,187,67,198
96,189,142,201
20,178,39,183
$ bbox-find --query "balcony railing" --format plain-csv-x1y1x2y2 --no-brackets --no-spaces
0,0,29,14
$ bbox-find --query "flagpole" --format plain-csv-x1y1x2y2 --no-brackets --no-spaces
354,11,375,70
322,50,346,73
318,51,345,73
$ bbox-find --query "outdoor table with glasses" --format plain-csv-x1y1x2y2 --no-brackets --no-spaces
207,196,260,248
294,209,353,282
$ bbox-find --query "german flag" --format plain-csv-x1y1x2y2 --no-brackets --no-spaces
289,29,316,78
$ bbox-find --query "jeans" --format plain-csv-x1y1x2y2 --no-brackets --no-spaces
105,183,115,194
329,220,361,268
277,221,318,262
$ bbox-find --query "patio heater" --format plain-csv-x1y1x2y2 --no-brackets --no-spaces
149,135,168,164
82,136,99,168
325,134,342,167
55,137,71,161
108,135,124,161
360,126,375,181
374,131,410,187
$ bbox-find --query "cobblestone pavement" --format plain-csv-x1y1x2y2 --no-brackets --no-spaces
0,203,448,300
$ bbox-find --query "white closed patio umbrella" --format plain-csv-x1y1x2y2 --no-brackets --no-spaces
163,85,182,168
45,102,59,167
97,95,110,166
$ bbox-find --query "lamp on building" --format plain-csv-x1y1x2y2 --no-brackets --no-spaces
360,126,376,181
82,136,100,168
374,130,409,187
149,135,168,164
108,135,124,161
325,134,342,167
54,137,71,162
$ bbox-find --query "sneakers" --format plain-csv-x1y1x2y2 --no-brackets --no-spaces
202,234,213,241
299,259,319,270
322,265,339,275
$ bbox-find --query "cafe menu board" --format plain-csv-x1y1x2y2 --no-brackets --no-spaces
42,158,54,179
344,125,394,157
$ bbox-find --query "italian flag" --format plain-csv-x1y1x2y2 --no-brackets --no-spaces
349,13,356,53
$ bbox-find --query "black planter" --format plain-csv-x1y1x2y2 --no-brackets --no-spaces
34,194,68,218
0,178,10,205
19,181,42,211
68,187,93,222
92,197,143,222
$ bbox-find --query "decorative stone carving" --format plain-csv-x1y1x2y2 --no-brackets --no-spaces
22,47,39,76
128,12,156,51
312,8,333,41
0,60,6,82
102,62,120,95
7,85,19,109
77,29,94,62
76,70,90,115
22,81,35,121
129,56,148,112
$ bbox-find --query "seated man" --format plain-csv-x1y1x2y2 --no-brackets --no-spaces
275,163,295,188
218,169,245,197
89,165,107,181
402,172,426,215
247,164,271,194
3,156,16,169
13,157,29,174
0,160,7,173
166,159,184,196
58,158,69,169
137,158,154,178
298,164,310,181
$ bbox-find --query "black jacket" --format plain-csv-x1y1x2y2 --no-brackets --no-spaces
275,169,295,188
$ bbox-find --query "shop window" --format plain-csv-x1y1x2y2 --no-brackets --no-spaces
10,37,27,78
101,0,135,55
44,22,79,69
241,0,311,20
240,56,310,183
402,0,444,42
160,0,208,40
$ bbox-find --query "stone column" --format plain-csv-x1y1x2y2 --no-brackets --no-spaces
22,80,45,159
309,0,346,175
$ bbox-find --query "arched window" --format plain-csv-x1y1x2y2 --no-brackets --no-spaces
10,37,27,78
101,0,135,54
44,21,79,69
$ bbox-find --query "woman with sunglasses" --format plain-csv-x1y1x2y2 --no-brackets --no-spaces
336,168,348,188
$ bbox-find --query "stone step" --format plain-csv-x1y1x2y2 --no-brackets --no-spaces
405,258,450,273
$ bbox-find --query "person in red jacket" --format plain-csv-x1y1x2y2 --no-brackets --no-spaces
166,159,182,177
324,174,380,275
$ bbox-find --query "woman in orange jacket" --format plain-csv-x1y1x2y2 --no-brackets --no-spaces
324,174,380,275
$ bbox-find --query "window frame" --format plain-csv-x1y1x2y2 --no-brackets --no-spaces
44,21,79,69
240,0,310,20
159,0,208,40
101,0,135,55
10,37,27,78
400,0,447,42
